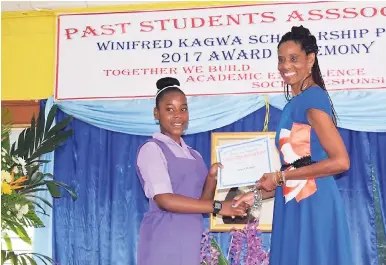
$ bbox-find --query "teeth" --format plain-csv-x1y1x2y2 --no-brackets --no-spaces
173,123,182,126
284,72,295,77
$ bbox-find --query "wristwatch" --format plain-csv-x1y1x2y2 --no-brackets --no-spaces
213,200,222,216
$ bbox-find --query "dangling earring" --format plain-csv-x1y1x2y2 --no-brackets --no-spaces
302,80,308,91
300,74,312,92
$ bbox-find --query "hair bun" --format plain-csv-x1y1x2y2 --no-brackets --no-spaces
156,77,180,91
291,25,312,38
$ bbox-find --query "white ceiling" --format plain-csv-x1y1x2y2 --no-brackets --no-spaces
1,1,157,12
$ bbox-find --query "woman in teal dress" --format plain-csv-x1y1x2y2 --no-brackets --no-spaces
234,26,353,265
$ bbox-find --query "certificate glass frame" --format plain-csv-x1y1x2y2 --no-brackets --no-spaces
209,132,281,232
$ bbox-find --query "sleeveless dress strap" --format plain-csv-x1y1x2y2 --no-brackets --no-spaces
148,138,176,159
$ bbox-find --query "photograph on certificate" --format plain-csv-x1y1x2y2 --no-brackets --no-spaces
216,137,273,189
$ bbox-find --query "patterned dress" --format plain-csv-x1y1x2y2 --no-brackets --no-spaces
269,87,353,265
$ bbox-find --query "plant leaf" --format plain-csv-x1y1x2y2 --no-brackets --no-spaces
26,160,50,166
44,105,57,136
9,252,18,265
16,225,32,245
20,256,28,265
10,105,72,163
45,182,61,198
43,173,54,179
25,195,53,208
45,116,72,138
46,180,78,200
30,171,44,185
11,141,16,154
2,233,13,250
16,129,26,157
30,254,50,265
29,115,36,157
24,128,32,157
8,222,31,245
23,212,45,228
27,130,73,162
35,105,45,151
29,200,47,216
24,255,37,265
26,165,40,180
1,250,6,265
20,188,48,194
19,182,47,195
16,253,53,265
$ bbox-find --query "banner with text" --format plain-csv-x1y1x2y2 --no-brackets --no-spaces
55,1,386,100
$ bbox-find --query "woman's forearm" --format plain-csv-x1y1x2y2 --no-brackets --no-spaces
284,157,349,181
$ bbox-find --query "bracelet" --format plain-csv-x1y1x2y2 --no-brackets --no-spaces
250,187,263,210
282,171,286,183
273,172,279,186
274,171,286,186
277,171,284,186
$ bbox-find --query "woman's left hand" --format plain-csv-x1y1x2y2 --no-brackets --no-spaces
233,191,254,207
256,172,276,191
208,163,223,180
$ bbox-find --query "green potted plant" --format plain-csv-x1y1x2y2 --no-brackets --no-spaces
1,105,77,265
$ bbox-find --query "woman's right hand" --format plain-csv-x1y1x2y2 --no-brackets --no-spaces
219,200,248,217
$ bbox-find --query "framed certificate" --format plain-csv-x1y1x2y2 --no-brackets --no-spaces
209,132,281,232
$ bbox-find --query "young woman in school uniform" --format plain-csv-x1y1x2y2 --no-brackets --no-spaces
136,77,248,265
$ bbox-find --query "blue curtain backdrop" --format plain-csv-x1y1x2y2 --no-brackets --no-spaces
371,133,386,237
51,106,385,265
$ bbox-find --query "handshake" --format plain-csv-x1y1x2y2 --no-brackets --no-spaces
215,189,258,218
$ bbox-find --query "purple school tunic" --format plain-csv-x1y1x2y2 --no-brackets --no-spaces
136,138,208,265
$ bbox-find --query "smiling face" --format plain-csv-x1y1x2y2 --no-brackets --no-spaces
278,40,315,93
154,91,188,142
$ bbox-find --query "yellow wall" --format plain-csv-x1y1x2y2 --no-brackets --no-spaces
1,1,256,100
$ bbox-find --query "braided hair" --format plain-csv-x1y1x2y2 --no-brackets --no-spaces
278,26,337,125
